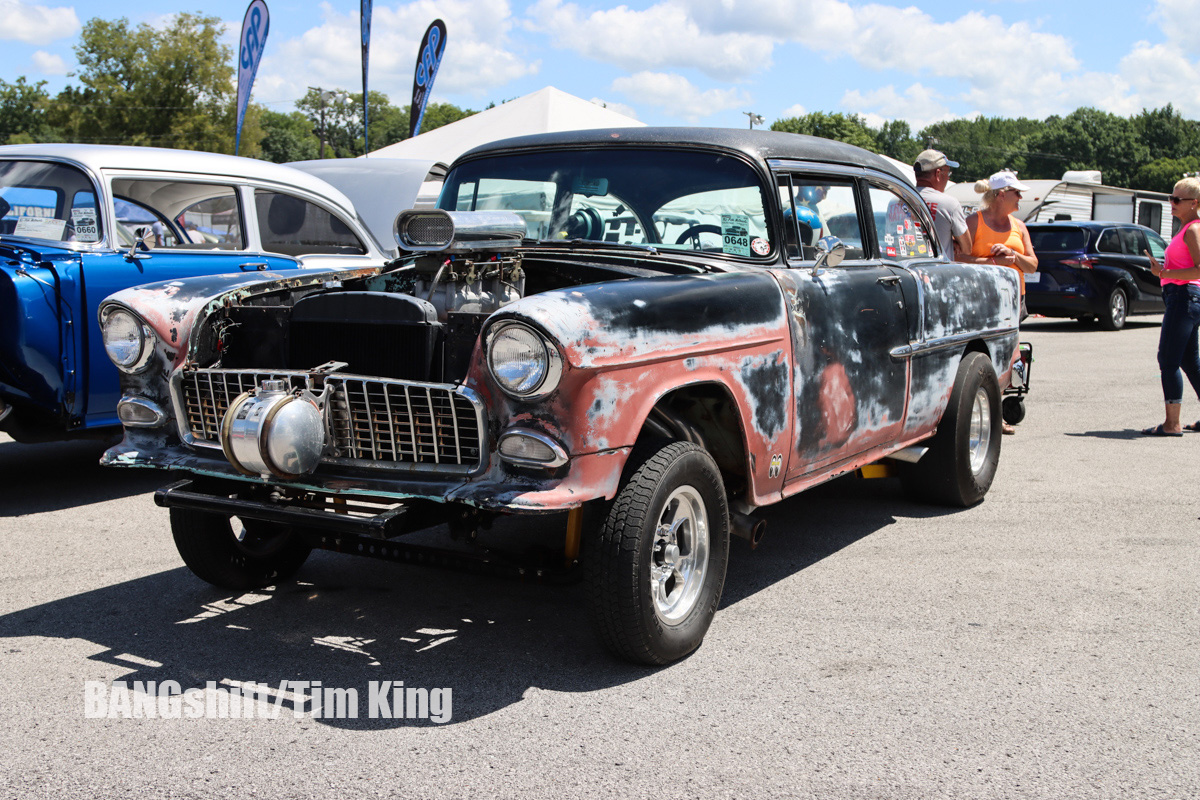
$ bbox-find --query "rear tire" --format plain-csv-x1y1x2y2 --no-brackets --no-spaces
171,509,312,590
584,441,730,665
902,352,1002,507
1098,286,1127,331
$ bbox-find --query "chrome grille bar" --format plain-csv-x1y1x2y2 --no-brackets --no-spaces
175,368,485,474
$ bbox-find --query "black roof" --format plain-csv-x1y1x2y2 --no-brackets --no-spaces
454,127,909,184
1026,220,1154,230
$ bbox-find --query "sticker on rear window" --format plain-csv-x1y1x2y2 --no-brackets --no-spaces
71,207,99,242
722,214,750,256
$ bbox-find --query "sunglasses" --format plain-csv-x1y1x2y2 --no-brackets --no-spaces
1169,195,1196,204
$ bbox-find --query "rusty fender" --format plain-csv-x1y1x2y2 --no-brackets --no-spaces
469,271,795,508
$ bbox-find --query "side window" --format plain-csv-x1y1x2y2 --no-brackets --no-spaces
113,197,180,248
1146,230,1167,260
1138,201,1161,233
779,177,861,262
254,191,366,256
867,185,935,261
112,178,244,250
68,191,100,243
1119,227,1146,257
1096,229,1122,254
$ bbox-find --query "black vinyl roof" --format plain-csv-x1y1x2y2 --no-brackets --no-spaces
455,127,909,184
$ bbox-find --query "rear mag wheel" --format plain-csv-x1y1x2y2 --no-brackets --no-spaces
1099,286,1128,331
901,352,1002,507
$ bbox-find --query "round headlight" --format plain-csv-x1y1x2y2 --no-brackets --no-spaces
487,322,563,400
102,308,150,372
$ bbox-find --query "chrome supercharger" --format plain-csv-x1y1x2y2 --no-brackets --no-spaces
220,379,327,479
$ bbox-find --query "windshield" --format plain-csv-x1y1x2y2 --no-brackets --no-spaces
440,148,775,258
0,160,102,245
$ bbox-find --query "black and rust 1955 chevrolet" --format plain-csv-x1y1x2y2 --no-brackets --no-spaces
99,128,1020,664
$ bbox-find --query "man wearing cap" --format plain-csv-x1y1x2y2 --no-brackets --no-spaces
913,149,971,260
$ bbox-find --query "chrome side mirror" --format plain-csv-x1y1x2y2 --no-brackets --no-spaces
126,227,152,261
811,236,846,277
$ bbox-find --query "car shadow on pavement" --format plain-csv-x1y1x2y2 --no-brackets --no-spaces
0,435,162,515
721,475,955,607
0,474,961,728
1019,318,1161,333
1063,429,1160,440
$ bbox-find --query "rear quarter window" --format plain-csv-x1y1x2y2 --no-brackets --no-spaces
1029,227,1088,251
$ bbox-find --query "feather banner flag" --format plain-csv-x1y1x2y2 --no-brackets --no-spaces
409,19,447,139
235,0,270,156
361,0,372,155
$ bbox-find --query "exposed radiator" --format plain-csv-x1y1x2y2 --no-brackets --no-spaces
176,368,485,473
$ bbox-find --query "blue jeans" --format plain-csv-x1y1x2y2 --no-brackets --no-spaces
1157,283,1200,403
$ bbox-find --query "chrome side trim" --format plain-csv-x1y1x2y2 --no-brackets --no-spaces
891,326,1017,359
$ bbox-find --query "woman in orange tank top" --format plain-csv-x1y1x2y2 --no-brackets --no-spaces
965,170,1039,433
965,170,1039,310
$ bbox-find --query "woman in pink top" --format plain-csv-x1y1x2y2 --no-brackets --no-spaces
1142,177,1200,436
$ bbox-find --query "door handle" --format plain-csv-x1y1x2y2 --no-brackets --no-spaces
239,262,269,271
877,275,901,285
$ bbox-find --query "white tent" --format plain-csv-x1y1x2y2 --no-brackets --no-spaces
368,86,645,164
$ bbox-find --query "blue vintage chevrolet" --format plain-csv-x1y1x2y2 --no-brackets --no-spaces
0,144,425,442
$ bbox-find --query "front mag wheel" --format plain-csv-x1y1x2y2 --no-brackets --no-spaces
902,352,1002,507
584,441,730,665
171,509,312,590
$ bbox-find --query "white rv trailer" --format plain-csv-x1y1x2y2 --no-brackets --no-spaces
946,171,1175,238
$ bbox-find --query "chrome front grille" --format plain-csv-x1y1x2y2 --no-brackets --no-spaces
175,368,485,473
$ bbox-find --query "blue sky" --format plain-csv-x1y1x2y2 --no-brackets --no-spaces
4,0,1199,131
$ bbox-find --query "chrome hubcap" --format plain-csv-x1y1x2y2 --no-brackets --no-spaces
968,388,992,476
650,486,710,623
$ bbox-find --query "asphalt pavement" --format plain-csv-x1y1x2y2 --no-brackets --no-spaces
1,314,1197,799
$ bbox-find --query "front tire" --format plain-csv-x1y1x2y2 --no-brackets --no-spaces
171,509,312,590
584,441,730,665
1099,286,1128,331
901,352,1002,507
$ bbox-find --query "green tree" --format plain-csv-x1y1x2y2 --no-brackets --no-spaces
1134,104,1200,162
771,111,878,152
0,77,59,144
259,109,319,163
917,116,1043,182
1025,108,1145,187
66,13,244,151
1133,157,1200,193
297,89,477,157
872,119,921,164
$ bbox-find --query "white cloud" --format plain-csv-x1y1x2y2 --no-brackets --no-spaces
526,0,775,80
780,103,806,119
255,0,538,106
1118,41,1200,116
589,97,639,120
1153,0,1200,55
841,84,953,131
0,0,79,45
30,49,67,75
611,71,749,122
